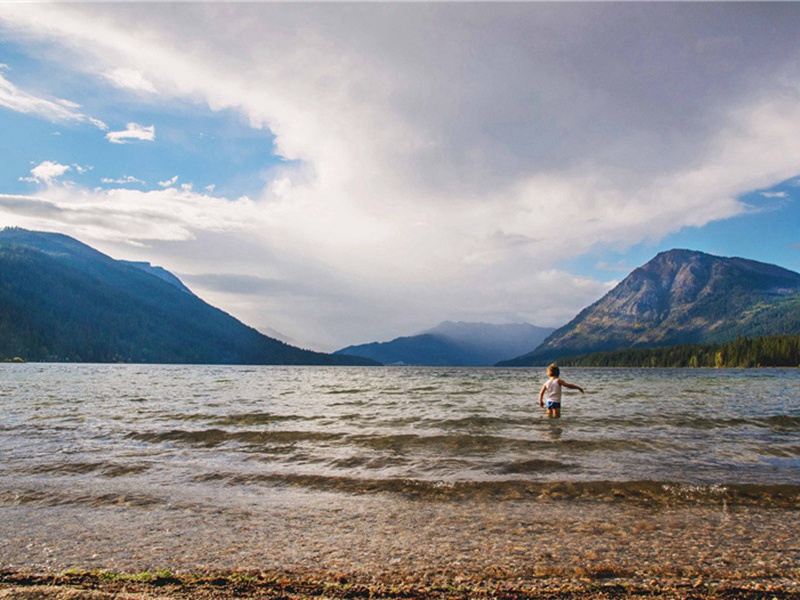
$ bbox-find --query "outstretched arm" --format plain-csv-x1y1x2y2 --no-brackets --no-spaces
559,379,585,393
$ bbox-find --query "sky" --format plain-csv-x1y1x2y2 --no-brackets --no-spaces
1,3,800,352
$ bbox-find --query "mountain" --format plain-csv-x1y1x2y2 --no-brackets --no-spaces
335,321,555,366
500,249,800,366
0,228,376,365
120,260,194,295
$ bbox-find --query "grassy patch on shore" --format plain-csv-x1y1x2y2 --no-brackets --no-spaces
1,568,799,600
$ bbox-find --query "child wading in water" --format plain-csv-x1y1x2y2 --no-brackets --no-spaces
538,364,584,418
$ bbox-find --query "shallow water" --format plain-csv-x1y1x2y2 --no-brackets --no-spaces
1,364,799,505
1,364,799,576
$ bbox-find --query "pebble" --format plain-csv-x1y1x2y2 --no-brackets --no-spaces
1,493,799,592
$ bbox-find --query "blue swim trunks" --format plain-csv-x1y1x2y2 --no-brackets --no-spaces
546,401,561,410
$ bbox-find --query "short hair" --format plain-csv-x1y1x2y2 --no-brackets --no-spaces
547,364,560,377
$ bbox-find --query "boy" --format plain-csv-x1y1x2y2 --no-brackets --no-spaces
538,364,584,418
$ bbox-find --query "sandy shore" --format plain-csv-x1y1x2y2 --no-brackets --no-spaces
2,486,799,599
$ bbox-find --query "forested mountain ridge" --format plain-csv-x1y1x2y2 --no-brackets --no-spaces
0,228,376,365
335,321,555,366
500,249,800,366
556,334,800,368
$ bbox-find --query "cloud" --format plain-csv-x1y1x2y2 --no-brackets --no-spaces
88,117,108,131
103,67,156,93
26,160,71,185
3,3,800,347
159,175,178,188
184,272,319,297
0,71,107,129
0,194,66,218
105,122,155,144
101,175,145,185
761,191,788,199
0,185,258,246
19,161,92,186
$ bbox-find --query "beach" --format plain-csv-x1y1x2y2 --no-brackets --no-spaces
2,487,800,599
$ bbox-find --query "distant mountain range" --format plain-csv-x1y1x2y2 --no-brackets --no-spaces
6,230,797,369
500,249,800,366
335,321,555,366
0,228,375,365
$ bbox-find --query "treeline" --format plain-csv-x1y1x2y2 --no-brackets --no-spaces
557,335,800,368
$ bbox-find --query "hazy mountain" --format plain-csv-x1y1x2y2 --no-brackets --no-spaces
120,260,194,295
500,249,800,366
335,321,555,366
258,326,302,348
0,228,376,365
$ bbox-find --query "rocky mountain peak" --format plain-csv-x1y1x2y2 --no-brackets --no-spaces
500,249,800,365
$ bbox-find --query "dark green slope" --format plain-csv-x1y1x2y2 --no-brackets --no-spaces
500,249,800,366
0,228,375,365
555,334,800,368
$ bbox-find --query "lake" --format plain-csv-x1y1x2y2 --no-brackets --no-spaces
1,364,799,580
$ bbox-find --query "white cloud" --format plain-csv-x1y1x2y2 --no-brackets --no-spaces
159,175,178,188
101,175,145,185
19,161,92,186
3,3,800,347
760,191,788,199
0,71,107,129
0,186,258,247
103,67,156,93
89,117,109,131
28,160,71,185
105,122,155,144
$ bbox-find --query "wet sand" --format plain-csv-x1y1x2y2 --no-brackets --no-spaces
1,488,799,599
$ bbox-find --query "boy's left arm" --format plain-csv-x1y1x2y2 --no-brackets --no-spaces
559,379,585,393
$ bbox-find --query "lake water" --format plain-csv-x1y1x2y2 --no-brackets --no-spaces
1,364,799,576
1,364,799,502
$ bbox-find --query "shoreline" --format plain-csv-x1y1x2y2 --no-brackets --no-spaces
2,495,799,599
2,568,800,599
